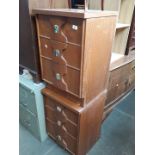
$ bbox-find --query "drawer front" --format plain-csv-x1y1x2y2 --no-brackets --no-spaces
45,96,78,125
41,58,80,96
38,15,83,45
128,61,135,75
19,104,40,139
19,85,37,115
46,119,77,154
109,61,135,89
45,105,78,138
40,38,81,69
106,79,129,104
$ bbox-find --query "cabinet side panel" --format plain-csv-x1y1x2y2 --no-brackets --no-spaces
83,16,117,103
78,94,106,155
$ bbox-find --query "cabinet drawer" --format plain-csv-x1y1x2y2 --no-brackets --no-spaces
109,61,135,89
19,104,40,139
46,120,77,154
45,106,78,139
40,38,81,69
106,79,128,104
41,58,80,96
45,96,78,124
128,61,135,75
19,85,37,115
38,15,83,45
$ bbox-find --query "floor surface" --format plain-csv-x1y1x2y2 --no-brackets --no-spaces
19,90,135,155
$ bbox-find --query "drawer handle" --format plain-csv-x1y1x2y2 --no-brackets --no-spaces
57,120,62,126
30,90,34,94
53,49,60,57
57,106,62,112
62,125,67,133
53,25,59,33
57,135,62,141
132,66,135,71
62,139,68,149
62,111,68,120
55,73,61,81
24,120,31,127
23,103,28,107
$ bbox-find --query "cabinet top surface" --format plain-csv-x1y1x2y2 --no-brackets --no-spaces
32,8,117,19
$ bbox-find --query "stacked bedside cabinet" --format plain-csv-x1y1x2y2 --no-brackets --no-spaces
33,8,117,155
19,74,47,142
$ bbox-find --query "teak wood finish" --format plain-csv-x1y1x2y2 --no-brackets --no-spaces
34,8,117,155
34,8,117,104
42,88,106,155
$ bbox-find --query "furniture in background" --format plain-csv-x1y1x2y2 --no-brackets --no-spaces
19,0,41,83
104,0,135,55
33,6,117,154
104,1,135,119
74,0,135,120
74,0,104,9
125,8,135,55
103,51,135,120
19,74,47,142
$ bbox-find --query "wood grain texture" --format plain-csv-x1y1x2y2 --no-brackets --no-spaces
42,88,106,155
50,0,71,8
78,93,106,155
105,58,135,109
29,0,71,15
112,27,130,54
33,9,117,19
88,0,104,10
35,9,117,155
82,16,117,102
35,9,117,103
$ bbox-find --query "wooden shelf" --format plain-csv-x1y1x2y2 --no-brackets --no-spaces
110,50,135,71
110,52,124,63
116,23,130,29
104,0,135,55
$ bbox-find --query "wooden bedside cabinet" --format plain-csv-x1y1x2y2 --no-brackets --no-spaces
33,8,117,155
42,87,106,155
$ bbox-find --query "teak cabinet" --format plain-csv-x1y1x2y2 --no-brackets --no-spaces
33,8,117,155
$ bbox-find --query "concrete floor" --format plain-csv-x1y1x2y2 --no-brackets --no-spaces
19,90,135,155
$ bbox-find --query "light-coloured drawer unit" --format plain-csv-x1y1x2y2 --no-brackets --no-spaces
19,75,47,142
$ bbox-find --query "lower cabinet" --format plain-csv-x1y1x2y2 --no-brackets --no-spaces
104,59,135,120
42,88,106,155
19,75,47,142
